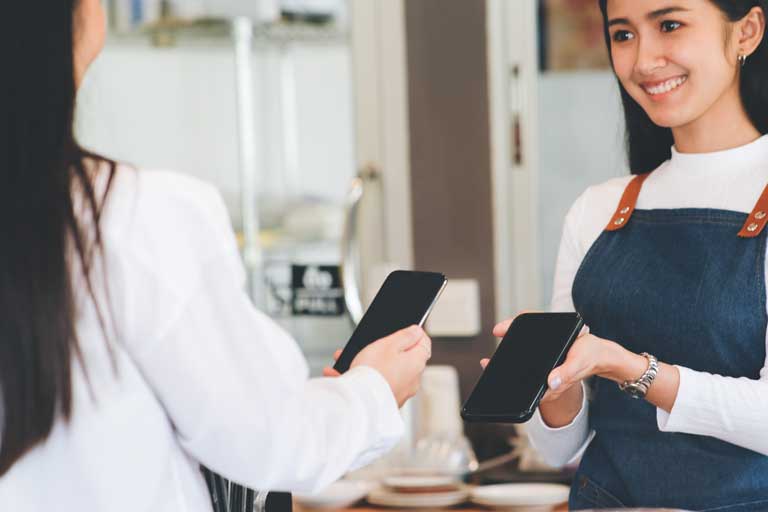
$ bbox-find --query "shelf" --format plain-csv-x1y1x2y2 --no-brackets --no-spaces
236,230,340,253
108,17,349,48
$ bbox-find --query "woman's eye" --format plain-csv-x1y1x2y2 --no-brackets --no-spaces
612,30,634,42
661,20,682,32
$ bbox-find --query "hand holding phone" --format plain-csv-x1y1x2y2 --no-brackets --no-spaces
461,312,584,423
333,270,446,373
352,325,433,407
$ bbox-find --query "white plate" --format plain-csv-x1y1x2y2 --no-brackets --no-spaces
472,507,554,512
470,483,570,507
367,487,469,508
383,475,461,490
294,480,374,509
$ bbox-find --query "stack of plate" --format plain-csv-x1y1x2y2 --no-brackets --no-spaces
294,480,375,509
366,476,469,508
469,483,570,511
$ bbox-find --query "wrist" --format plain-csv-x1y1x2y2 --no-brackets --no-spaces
539,382,584,428
601,343,648,384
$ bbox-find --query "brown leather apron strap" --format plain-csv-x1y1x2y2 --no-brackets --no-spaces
605,173,652,232
604,173,768,237
738,182,768,238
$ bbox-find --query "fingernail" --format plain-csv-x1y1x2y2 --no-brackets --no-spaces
549,376,562,390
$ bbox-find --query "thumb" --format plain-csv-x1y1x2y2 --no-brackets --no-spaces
391,325,427,351
548,363,576,392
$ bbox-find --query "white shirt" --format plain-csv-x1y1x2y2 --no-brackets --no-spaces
0,168,404,511
526,134,768,466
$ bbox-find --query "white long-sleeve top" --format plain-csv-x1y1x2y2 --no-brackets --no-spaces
0,168,404,512
526,134,768,466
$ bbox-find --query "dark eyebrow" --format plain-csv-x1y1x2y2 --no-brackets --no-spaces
608,6,691,27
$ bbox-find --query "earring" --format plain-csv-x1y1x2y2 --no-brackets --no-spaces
739,54,748,67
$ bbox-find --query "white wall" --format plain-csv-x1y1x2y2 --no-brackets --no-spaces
75,39,356,229
536,71,628,306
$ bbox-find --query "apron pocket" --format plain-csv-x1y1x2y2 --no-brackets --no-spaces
702,498,768,512
573,474,626,509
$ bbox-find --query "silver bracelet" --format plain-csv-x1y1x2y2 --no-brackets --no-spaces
618,352,658,399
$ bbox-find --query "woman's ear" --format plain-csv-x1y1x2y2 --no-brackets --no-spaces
736,6,766,59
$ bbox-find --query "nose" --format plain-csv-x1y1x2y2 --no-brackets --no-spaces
634,35,667,76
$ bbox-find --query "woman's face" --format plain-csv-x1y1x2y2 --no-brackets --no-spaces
606,0,752,130
73,0,107,87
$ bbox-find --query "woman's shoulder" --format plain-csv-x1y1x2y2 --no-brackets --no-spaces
100,165,237,265
105,165,227,226
562,175,635,257
567,175,634,226
581,174,634,202
109,165,223,213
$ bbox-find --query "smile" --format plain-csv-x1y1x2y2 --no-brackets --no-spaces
641,75,688,96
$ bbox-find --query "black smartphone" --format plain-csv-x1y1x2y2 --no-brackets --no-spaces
461,312,584,423
333,270,447,373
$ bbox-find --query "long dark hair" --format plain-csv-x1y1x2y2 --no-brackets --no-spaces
0,1,115,474
598,0,768,174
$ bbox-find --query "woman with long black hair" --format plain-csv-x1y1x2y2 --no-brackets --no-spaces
0,2,433,510
488,0,768,510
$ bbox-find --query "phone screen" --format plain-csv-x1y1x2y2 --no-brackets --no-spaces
333,271,446,373
462,312,583,422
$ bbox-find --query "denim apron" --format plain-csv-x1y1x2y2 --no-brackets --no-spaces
568,174,768,511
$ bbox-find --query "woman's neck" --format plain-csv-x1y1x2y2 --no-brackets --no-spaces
672,80,761,154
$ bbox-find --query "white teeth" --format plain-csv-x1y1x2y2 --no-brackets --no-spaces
644,76,687,95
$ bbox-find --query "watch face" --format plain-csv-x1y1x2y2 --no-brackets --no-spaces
624,382,646,399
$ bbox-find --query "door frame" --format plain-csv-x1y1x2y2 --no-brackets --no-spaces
486,0,542,320
350,0,414,277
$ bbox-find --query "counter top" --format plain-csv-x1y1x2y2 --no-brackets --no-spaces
294,502,569,511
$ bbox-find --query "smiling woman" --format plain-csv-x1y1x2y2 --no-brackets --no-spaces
493,0,768,511
600,0,768,172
